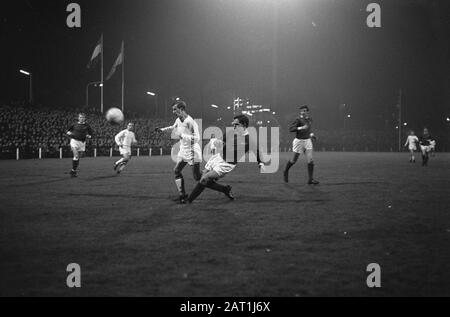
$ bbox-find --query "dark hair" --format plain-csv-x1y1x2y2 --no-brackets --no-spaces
172,100,187,111
299,105,309,111
233,114,249,128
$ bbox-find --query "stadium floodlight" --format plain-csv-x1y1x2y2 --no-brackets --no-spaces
211,104,219,108
147,91,156,96
403,122,408,126
446,117,450,122
272,112,276,115
347,114,351,118
19,69,33,104
227,106,231,110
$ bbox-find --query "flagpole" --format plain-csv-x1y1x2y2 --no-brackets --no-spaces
122,41,124,113
398,88,402,152
101,34,104,113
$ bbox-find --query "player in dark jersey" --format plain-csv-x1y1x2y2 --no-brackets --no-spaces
283,105,319,184
185,114,266,204
418,128,435,166
66,113,93,177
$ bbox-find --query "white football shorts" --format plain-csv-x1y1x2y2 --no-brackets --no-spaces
292,138,313,154
70,139,86,152
205,154,236,178
177,143,202,165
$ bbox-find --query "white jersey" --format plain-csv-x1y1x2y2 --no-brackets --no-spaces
405,135,418,149
163,115,202,164
115,129,137,152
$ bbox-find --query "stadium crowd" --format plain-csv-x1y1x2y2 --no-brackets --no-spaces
0,105,174,158
1,104,447,159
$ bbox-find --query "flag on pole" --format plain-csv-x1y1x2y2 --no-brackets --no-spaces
106,41,124,80
87,35,103,69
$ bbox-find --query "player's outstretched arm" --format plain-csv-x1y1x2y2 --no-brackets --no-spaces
157,123,176,132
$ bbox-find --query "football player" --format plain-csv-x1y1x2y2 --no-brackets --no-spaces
66,113,93,177
155,101,202,203
114,122,138,174
419,128,435,166
404,130,419,163
186,114,266,204
283,105,319,184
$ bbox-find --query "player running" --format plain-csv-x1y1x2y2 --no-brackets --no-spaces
155,101,202,203
419,128,435,166
404,130,419,163
283,105,319,184
66,113,93,177
114,122,138,174
186,114,266,204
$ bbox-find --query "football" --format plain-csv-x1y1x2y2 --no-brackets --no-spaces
105,107,124,124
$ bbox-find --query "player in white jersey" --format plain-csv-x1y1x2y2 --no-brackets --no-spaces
114,122,138,174
404,130,419,163
155,101,202,203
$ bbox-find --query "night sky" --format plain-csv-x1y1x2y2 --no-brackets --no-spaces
2,0,450,130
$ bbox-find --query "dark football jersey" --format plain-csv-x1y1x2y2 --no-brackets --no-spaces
289,116,312,139
419,134,434,146
68,123,93,142
222,132,261,165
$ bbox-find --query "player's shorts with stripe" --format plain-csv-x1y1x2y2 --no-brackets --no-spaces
292,138,313,154
205,154,236,178
178,143,202,165
70,139,86,152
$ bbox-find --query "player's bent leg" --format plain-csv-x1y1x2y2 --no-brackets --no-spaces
284,152,300,183
117,154,131,173
174,161,188,200
192,162,202,181
187,171,222,203
201,171,234,200
306,150,319,185
70,148,80,177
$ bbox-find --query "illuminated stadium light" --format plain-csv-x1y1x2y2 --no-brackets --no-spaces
146,91,156,96
347,114,351,118
227,106,231,110
403,122,408,126
272,112,276,115
211,104,219,108
395,126,399,129
20,69,31,76
446,117,450,122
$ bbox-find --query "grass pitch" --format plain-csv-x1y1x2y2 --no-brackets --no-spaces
1,152,449,296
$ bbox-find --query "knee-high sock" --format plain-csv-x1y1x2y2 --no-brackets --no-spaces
72,159,79,171
285,160,294,173
307,162,314,181
188,182,205,202
175,176,186,196
205,180,227,193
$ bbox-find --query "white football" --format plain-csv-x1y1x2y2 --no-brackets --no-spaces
106,107,124,124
